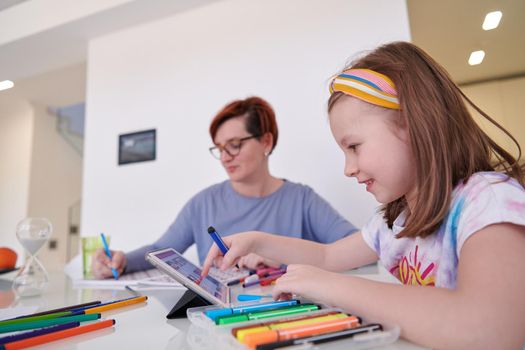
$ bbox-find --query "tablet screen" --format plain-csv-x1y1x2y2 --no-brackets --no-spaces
150,249,229,304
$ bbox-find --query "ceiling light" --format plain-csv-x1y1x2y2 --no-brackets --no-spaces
482,11,502,30
468,50,485,65
0,80,14,91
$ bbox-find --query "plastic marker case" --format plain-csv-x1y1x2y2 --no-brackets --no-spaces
186,300,400,349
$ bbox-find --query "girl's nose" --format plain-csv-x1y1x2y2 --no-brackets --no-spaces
344,159,358,177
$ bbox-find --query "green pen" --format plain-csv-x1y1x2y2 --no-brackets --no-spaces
0,310,82,326
0,313,100,333
216,304,319,325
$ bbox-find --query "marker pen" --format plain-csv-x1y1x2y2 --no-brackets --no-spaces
207,226,229,254
254,323,383,350
228,268,283,286
205,300,300,321
236,313,349,342
207,226,240,268
243,273,284,288
243,315,360,348
232,311,342,337
216,304,319,325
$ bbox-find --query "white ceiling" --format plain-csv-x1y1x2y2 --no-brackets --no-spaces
2,0,523,104
0,0,26,11
0,0,220,82
407,0,525,85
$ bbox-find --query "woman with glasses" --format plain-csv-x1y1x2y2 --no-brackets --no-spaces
92,96,357,278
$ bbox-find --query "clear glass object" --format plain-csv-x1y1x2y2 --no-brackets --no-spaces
12,218,52,297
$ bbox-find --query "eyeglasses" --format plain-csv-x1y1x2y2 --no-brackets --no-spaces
209,135,260,159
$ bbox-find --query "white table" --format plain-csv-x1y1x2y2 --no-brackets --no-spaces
0,270,426,349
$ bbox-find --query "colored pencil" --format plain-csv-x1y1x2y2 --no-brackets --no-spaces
0,311,85,326
83,295,147,314
10,301,101,319
0,319,115,350
69,295,146,313
0,314,100,334
0,322,79,344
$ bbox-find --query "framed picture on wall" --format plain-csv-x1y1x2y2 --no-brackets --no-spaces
118,129,156,165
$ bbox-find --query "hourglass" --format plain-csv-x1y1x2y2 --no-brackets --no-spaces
12,218,52,297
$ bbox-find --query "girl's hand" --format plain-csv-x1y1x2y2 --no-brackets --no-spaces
238,253,281,270
272,264,338,303
201,231,262,277
91,248,127,279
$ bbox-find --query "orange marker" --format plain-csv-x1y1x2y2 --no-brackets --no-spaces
2,319,115,349
84,296,147,314
243,315,360,349
232,311,342,337
236,313,349,342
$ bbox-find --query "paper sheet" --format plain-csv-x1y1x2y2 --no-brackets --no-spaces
64,255,183,290
71,268,183,290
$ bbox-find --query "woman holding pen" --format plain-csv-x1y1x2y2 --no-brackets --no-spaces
92,96,358,279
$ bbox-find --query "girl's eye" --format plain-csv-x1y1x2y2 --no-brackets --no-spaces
347,144,359,151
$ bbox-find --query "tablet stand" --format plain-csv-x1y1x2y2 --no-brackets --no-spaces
166,289,211,319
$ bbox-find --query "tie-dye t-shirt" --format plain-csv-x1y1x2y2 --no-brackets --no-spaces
361,172,525,289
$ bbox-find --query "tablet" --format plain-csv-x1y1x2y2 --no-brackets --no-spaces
146,248,231,306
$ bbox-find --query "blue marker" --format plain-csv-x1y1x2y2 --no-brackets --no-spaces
100,233,119,280
204,300,300,321
207,226,240,269
207,226,230,254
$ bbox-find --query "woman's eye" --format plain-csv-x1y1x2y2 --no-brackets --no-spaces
228,142,241,150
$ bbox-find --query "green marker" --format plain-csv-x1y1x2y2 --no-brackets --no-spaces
0,313,100,333
216,304,319,325
0,311,80,326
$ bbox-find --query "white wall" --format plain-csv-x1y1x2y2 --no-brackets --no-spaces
0,96,33,261
82,0,411,253
462,76,525,160
26,103,83,270
0,64,85,269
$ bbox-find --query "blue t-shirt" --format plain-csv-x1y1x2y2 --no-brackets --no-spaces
126,180,357,271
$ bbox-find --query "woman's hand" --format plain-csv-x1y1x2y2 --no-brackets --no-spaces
201,231,264,277
237,253,281,269
91,248,127,279
272,264,339,303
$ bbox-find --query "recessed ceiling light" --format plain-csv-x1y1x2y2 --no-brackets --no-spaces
482,11,502,30
0,80,14,91
468,50,485,65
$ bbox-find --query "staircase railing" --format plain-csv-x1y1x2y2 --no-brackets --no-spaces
48,102,85,155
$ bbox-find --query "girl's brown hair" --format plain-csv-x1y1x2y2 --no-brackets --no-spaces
328,41,524,238
209,96,279,154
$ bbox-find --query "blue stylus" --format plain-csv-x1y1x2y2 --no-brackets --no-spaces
207,226,229,254
207,226,240,269
100,233,119,280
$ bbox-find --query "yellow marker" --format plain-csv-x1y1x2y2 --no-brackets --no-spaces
85,296,148,314
236,313,348,342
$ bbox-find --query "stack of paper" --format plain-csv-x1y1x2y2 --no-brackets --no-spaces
72,269,183,290
64,255,183,290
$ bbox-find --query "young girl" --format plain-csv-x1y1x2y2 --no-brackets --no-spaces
202,42,525,349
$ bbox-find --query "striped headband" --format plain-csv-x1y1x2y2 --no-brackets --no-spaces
329,68,400,109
